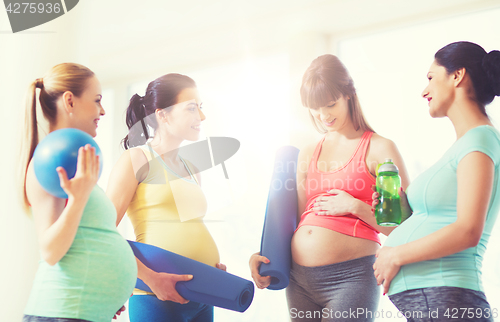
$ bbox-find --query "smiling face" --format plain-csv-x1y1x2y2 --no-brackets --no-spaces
308,95,351,132
163,87,205,141
70,76,105,137
421,60,456,118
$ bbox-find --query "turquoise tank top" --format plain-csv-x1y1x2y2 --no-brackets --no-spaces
385,125,500,295
24,186,138,321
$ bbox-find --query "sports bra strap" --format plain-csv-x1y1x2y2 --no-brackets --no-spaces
309,136,327,173
135,144,156,163
181,158,199,185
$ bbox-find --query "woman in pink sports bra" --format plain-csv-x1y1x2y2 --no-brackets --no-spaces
250,54,410,321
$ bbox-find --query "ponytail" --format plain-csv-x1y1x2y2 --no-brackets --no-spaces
18,63,95,213
18,80,40,212
122,73,197,150
482,50,500,97
123,94,149,149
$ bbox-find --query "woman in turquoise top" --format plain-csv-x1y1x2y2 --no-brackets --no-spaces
19,63,137,322
373,42,500,321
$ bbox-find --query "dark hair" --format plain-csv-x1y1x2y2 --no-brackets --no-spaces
123,73,197,149
435,41,500,112
300,54,373,133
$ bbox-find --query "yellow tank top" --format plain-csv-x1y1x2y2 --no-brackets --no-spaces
127,145,220,294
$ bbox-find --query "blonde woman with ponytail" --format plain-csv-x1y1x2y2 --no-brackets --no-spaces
19,63,137,322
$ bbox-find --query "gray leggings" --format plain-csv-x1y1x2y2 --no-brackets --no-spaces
389,286,494,322
22,316,90,322
286,255,380,322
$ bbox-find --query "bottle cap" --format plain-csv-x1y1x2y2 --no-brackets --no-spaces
378,159,399,174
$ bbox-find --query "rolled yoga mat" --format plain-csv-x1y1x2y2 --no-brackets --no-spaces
128,240,254,312
259,146,299,290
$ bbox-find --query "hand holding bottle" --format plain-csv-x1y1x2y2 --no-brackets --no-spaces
372,186,413,224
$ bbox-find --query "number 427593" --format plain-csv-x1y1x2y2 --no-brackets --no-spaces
444,307,498,319
5,3,62,14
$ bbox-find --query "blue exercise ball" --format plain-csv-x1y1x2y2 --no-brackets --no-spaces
33,128,103,199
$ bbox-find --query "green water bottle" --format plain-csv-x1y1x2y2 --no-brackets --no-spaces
375,159,402,226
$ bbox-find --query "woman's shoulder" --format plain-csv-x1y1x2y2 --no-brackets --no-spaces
127,145,149,162
455,125,500,164
464,125,500,141
114,146,150,183
25,158,66,215
369,132,399,155
116,146,149,169
298,141,319,159
296,140,320,174
25,159,43,200
457,125,500,151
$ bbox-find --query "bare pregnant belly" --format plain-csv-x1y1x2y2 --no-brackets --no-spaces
291,225,379,267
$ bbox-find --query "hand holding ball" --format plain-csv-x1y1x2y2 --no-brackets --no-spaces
33,128,103,199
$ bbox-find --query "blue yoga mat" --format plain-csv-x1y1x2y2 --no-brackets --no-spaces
128,241,254,312
259,146,299,290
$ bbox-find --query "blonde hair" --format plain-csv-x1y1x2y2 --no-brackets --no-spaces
300,54,374,134
18,63,95,212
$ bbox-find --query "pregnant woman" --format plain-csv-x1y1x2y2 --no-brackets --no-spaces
20,63,137,322
107,73,225,322
250,54,410,321
373,41,500,322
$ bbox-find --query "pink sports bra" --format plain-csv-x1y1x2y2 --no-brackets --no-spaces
296,131,380,244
